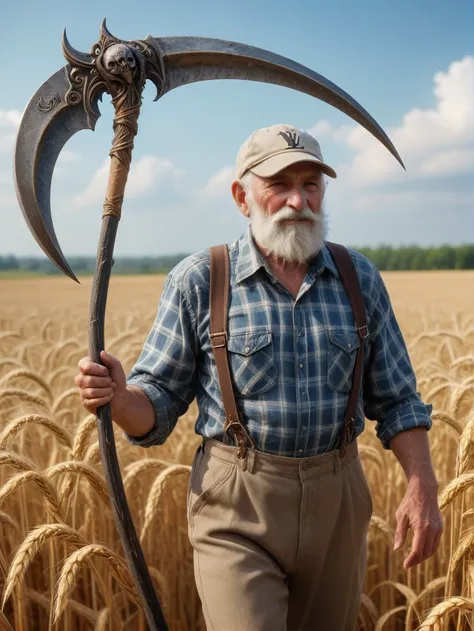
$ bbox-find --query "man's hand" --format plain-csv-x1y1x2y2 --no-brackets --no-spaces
75,350,127,416
389,427,443,569
393,475,443,569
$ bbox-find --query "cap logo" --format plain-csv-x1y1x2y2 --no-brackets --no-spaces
278,131,304,149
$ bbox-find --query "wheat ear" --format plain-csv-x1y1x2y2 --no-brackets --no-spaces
418,596,473,629
0,415,72,450
2,523,86,607
0,471,63,521
0,389,48,409
122,457,171,490
52,544,141,623
140,465,190,543
47,461,110,506
439,473,474,511
456,417,474,476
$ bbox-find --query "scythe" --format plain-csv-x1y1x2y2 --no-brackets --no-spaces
13,20,404,630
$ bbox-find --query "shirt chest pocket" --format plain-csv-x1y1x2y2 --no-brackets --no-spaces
226,331,276,397
327,329,360,392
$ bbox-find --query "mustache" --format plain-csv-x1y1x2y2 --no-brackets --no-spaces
271,206,320,224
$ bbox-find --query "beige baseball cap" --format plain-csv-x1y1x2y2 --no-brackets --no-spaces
236,123,337,180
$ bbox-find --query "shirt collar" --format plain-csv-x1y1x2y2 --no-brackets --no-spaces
235,226,339,284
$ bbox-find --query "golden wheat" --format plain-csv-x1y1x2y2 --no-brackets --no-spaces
0,471,63,522
0,414,72,450
418,596,474,629
439,473,474,511
46,461,110,506
0,271,473,631
2,523,87,606
52,544,141,623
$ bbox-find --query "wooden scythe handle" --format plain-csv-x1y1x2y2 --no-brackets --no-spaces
88,95,168,629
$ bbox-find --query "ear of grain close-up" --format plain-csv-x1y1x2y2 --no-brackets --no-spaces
0,270,473,631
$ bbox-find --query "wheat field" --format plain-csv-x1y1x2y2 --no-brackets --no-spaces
0,270,473,631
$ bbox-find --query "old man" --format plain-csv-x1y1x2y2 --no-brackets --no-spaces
75,124,443,631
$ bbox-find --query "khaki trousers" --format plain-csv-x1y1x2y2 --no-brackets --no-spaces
187,437,372,631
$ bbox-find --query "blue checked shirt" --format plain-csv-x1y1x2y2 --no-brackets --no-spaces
125,227,432,457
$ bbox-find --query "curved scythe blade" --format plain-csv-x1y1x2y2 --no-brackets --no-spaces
14,66,102,282
14,34,404,281
154,36,404,169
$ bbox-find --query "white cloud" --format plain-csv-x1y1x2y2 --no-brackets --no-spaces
0,109,22,154
201,166,235,197
72,155,184,208
310,56,474,187
0,110,22,128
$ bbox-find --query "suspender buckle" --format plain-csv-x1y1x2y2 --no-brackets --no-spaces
358,325,369,340
210,331,228,348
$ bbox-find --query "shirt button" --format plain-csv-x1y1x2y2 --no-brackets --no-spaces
299,362,304,369
298,330,302,337
301,391,306,396
244,346,250,354
302,426,307,431
298,449,303,454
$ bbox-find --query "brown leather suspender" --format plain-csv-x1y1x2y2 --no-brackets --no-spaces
209,242,367,459
325,241,369,455
210,245,255,460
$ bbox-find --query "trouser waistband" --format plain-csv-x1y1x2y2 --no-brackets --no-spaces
200,437,358,476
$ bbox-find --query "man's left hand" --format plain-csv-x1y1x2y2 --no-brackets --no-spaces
393,476,443,569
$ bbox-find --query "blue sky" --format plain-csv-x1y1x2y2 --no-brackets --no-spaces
1,0,473,256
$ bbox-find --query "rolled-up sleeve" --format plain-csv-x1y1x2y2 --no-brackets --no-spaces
124,272,198,447
362,271,432,450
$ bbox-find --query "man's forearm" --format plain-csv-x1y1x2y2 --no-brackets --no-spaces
112,385,156,438
390,427,437,484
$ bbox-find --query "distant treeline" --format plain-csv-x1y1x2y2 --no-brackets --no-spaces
1,244,473,275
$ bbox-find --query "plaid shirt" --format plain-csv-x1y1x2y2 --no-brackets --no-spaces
125,227,432,457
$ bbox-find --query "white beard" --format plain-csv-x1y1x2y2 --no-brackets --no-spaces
247,192,328,264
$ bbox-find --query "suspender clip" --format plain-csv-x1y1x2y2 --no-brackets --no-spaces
210,331,228,348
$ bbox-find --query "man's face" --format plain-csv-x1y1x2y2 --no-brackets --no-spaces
244,162,328,264
250,162,325,219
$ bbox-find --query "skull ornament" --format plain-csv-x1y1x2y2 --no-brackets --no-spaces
102,43,137,84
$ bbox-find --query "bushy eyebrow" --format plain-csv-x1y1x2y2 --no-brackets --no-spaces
266,172,321,183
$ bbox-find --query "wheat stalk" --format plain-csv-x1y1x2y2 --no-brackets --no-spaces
0,610,14,631
52,544,141,623
0,510,18,531
0,389,49,409
0,471,63,521
0,450,39,473
26,588,98,626
418,596,474,629
122,457,171,490
52,388,80,414
369,515,394,542
47,461,110,506
140,465,190,543
0,369,53,400
71,415,97,461
405,576,446,631
456,417,474,476
446,531,474,592
2,523,87,607
374,605,407,631
431,410,463,436
358,593,379,628
358,444,384,471
0,415,72,450
439,473,474,511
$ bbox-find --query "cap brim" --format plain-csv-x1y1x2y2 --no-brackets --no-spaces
250,151,337,179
